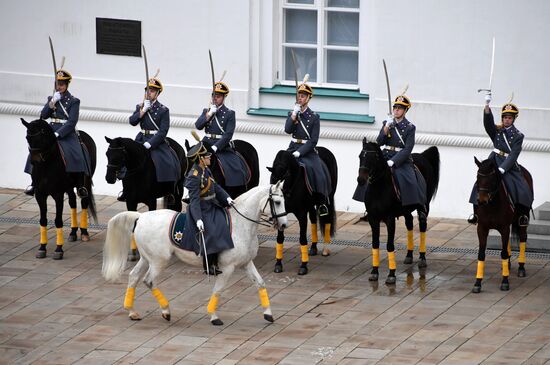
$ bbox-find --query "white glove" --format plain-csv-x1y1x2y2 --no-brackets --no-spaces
387,160,394,167
54,132,59,138
385,115,394,127
292,104,301,114
143,142,151,149
292,151,300,158
211,145,218,153
196,219,204,231
485,92,492,105
142,99,151,112
498,167,505,174
227,197,235,206
207,104,217,116
52,92,62,103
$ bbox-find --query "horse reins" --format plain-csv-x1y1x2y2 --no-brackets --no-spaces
106,145,146,179
231,185,287,228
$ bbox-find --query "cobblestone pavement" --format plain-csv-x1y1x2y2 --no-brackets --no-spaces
0,188,549,365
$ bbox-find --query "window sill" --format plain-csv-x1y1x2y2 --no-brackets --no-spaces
246,108,374,124
259,85,369,99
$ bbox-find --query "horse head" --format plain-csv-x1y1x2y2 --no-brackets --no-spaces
267,150,298,197
357,138,385,185
269,180,288,230
104,137,127,184
21,118,57,162
475,156,500,205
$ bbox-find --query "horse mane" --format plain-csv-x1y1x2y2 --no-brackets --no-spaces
115,137,148,159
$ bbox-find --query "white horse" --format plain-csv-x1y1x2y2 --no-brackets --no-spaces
102,182,287,325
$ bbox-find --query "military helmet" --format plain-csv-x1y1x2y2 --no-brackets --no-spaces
145,78,163,93
297,83,313,97
213,81,229,95
56,69,72,83
501,103,519,118
393,95,411,110
187,141,211,162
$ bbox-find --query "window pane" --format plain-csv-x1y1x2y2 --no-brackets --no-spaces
285,47,317,82
327,11,359,46
285,9,317,44
327,0,359,8
327,50,357,84
288,0,314,4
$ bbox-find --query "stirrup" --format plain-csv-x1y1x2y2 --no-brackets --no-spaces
77,187,88,198
165,194,176,205
467,214,478,225
117,191,126,202
24,185,35,196
318,204,329,217
204,265,222,276
518,215,529,227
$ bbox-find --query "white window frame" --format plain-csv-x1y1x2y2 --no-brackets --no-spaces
279,0,360,90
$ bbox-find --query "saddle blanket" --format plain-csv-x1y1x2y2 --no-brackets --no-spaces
169,212,189,250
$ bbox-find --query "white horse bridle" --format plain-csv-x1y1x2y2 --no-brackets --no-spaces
231,184,287,229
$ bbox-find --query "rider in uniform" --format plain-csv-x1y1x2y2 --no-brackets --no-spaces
182,142,235,275
195,81,249,191
120,77,181,202
24,69,90,197
468,93,533,225
285,81,331,216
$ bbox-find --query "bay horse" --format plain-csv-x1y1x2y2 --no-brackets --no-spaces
472,157,533,293
185,139,259,198
267,147,338,275
21,118,97,260
356,139,439,284
102,182,287,325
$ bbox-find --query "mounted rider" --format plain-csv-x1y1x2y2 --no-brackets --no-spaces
121,77,181,202
355,94,427,211
285,81,331,216
24,69,90,197
195,81,250,189
181,142,235,275
468,94,533,225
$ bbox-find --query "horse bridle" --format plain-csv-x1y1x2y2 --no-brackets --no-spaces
477,169,500,202
231,184,288,228
27,129,55,162
359,149,385,183
106,145,147,180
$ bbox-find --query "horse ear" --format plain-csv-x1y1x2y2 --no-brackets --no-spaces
21,118,29,128
362,137,367,146
474,156,481,167
184,139,191,151
105,136,112,144
266,166,273,172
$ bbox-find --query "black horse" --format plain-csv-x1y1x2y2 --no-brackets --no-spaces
105,137,187,212
356,139,439,284
185,139,260,198
21,118,97,260
471,157,533,293
268,147,338,275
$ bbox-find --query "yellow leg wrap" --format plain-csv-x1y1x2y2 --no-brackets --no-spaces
258,287,270,308
124,287,135,309
507,240,511,257
276,242,283,260
207,293,220,314
407,230,414,251
40,226,48,244
311,223,318,242
519,242,526,264
70,208,78,228
388,251,396,270
324,224,331,243
372,248,380,267
476,260,485,279
419,232,426,253
131,235,138,250
300,245,309,263
502,259,510,277
151,288,169,308
80,209,88,229
56,228,64,245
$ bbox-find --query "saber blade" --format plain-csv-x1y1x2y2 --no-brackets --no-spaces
290,49,299,102
488,37,495,91
48,36,57,94
382,59,392,115
142,45,149,100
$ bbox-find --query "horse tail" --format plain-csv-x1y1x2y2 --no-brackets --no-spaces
420,146,440,201
88,187,98,224
102,211,141,282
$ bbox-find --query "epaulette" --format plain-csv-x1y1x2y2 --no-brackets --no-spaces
193,169,198,176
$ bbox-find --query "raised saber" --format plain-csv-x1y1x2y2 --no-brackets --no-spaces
208,49,216,106
478,37,495,93
382,59,392,115
290,49,299,102
142,45,150,104
48,36,58,96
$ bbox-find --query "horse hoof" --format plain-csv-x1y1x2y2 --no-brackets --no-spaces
162,313,171,321
274,264,283,273
518,269,526,278
385,276,396,285
211,318,224,326
298,267,308,276
81,234,90,242
403,256,413,265
368,274,379,282
129,312,141,321
418,259,427,268
472,286,481,293
128,251,140,262
308,246,318,256
264,314,274,323
52,251,64,260
500,283,510,291
36,250,47,259
321,248,330,257
68,234,77,242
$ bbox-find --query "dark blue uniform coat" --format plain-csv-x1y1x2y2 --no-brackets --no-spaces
354,118,426,206
129,101,181,182
181,164,234,255
285,107,331,197
25,91,90,174
195,105,249,187
469,109,533,207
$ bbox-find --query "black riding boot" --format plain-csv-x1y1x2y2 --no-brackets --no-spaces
467,205,478,224
24,185,35,196
203,253,222,276
117,191,126,202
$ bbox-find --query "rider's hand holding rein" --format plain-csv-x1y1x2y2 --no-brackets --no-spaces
226,197,235,207
196,219,204,231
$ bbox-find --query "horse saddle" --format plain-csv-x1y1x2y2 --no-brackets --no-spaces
168,212,191,250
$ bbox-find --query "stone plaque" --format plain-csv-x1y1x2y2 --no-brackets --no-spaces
96,18,141,57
